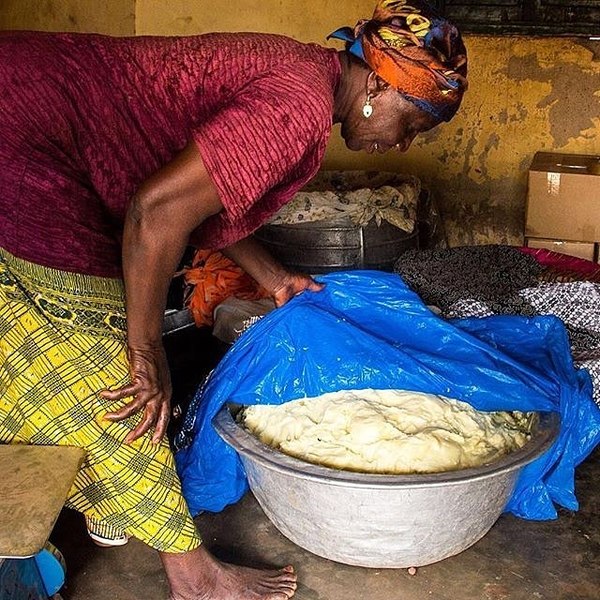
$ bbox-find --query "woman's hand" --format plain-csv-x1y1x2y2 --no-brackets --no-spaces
270,271,325,307
221,237,325,307
101,343,172,444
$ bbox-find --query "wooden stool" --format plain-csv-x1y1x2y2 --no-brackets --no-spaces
0,445,85,599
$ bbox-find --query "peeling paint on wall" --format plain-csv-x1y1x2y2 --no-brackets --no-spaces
391,36,600,246
507,53,600,147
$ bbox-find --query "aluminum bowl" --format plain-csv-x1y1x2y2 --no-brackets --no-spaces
214,404,559,569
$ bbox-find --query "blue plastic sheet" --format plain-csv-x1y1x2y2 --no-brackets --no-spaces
175,271,600,519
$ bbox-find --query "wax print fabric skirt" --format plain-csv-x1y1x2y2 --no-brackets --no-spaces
0,248,201,553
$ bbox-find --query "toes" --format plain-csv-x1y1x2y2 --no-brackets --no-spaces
260,568,297,596
268,590,296,600
277,565,297,582
264,566,296,584
263,577,297,591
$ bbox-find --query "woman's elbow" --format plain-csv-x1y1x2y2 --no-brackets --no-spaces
125,188,167,233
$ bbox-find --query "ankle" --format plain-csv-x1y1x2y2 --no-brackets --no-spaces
160,546,218,600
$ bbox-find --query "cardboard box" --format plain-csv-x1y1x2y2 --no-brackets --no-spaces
525,237,596,261
525,152,600,243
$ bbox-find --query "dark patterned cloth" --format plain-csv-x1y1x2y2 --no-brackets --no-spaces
394,245,543,310
394,245,600,406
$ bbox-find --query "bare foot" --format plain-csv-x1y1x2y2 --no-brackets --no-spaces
160,545,297,600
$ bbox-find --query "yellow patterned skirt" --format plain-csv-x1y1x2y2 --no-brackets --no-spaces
0,248,201,553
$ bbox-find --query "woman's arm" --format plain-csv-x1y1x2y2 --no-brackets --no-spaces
101,141,223,444
221,236,324,307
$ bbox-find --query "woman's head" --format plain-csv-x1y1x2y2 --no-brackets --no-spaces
332,0,467,153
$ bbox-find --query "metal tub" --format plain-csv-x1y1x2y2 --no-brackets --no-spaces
254,218,418,274
254,170,421,274
214,405,559,569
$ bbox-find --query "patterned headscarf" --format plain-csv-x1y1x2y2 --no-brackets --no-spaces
329,0,468,122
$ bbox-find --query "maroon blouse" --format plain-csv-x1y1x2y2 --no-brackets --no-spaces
0,31,340,277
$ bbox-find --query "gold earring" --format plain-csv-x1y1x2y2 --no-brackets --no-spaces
363,94,373,118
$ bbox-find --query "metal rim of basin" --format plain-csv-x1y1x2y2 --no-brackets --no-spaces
213,403,560,489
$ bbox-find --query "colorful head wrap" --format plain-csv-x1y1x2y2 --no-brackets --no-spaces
329,0,468,122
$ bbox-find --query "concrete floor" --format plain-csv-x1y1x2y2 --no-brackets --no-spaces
50,447,599,600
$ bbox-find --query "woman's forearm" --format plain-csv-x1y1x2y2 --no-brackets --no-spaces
123,141,224,348
122,195,188,348
221,236,288,293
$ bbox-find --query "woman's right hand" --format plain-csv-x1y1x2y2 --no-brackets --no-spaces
221,237,325,307
100,343,172,445
269,270,325,307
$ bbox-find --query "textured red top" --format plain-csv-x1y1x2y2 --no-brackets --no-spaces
0,31,340,277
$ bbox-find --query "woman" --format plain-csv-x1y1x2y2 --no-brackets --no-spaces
0,1,467,598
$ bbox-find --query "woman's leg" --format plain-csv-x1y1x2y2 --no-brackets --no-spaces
0,250,297,598
0,252,195,548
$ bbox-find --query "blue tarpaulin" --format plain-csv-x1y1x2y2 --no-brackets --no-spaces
175,271,600,519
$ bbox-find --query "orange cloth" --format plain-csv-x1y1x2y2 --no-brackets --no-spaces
182,250,269,327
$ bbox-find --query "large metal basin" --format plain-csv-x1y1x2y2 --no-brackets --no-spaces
214,404,559,569
253,170,421,274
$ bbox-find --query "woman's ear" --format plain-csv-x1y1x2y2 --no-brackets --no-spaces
366,71,391,99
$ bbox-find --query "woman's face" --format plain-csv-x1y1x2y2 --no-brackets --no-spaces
340,87,440,154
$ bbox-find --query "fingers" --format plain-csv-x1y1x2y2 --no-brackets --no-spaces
293,273,324,295
152,399,171,444
103,392,146,421
99,343,172,444
104,393,170,444
100,382,140,402
124,402,159,444
272,274,326,307
307,279,325,293
273,292,287,308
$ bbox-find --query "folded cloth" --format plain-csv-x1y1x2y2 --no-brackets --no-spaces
268,181,418,231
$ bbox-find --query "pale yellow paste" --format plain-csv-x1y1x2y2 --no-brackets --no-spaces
241,389,532,474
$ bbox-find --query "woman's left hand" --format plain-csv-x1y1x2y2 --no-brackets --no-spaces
100,343,172,445
270,271,325,307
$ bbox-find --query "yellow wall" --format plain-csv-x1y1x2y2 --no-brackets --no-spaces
2,1,599,246
0,0,135,35
135,0,369,40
